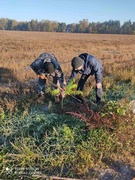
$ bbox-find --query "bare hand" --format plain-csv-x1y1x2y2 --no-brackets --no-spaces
96,83,102,89
61,91,65,98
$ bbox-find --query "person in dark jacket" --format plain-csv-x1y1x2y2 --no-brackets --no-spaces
30,52,66,101
68,53,103,105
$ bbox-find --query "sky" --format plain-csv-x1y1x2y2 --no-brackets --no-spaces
0,0,135,25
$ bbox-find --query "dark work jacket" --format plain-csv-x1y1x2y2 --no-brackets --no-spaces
69,53,103,83
30,52,65,87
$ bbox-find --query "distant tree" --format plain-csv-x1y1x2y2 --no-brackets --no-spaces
70,23,77,32
30,19,38,31
97,20,120,34
1,17,135,35
131,22,135,34
91,22,98,33
66,24,71,32
78,19,89,33
114,20,121,34
11,20,19,30
16,22,29,31
86,23,93,33
39,20,52,32
44,20,51,31
96,22,105,33
121,20,132,34
27,22,32,31
51,21,59,32
39,20,45,31
7,19,13,30
74,23,80,33
57,22,66,32
0,18,8,30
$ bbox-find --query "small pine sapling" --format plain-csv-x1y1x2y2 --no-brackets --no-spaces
48,79,83,108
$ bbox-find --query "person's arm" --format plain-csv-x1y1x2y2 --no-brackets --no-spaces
30,58,44,75
92,58,103,86
55,65,66,88
94,68,102,83
68,69,78,83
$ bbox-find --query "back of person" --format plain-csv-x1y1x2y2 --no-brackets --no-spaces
30,52,66,102
68,53,103,105
30,52,57,75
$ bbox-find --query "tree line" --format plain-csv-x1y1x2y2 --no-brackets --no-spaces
0,18,135,34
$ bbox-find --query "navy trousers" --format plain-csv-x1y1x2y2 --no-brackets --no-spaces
77,74,102,104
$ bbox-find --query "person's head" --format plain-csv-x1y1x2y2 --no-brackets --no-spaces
43,62,55,74
71,57,84,70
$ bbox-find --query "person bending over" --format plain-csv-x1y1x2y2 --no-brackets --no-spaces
68,53,103,105
30,52,66,102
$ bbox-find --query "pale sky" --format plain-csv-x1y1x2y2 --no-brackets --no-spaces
0,0,135,25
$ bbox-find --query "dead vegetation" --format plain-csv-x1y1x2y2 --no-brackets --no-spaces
1,31,135,113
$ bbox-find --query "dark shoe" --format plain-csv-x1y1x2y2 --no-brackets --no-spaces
96,100,102,106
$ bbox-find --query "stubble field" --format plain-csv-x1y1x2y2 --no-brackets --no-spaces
1,31,135,112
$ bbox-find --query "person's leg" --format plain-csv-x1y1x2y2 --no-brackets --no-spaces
53,76,61,103
96,86,102,105
37,77,46,95
52,76,58,88
77,74,90,91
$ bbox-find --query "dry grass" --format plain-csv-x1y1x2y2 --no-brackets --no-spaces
1,31,135,78
0,30,135,112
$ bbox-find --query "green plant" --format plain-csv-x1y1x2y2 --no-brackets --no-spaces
101,100,128,116
64,79,83,96
47,79,83,109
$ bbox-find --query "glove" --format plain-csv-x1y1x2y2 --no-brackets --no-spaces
39,74,47,80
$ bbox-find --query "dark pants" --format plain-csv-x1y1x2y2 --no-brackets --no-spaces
77,74,102,103
38,77,46,94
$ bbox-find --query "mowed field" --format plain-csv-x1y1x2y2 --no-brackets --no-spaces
1,30,135,79
0,30,135,112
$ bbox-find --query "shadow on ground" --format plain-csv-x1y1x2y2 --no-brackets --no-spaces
0,67,37,113
97,158,135,180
